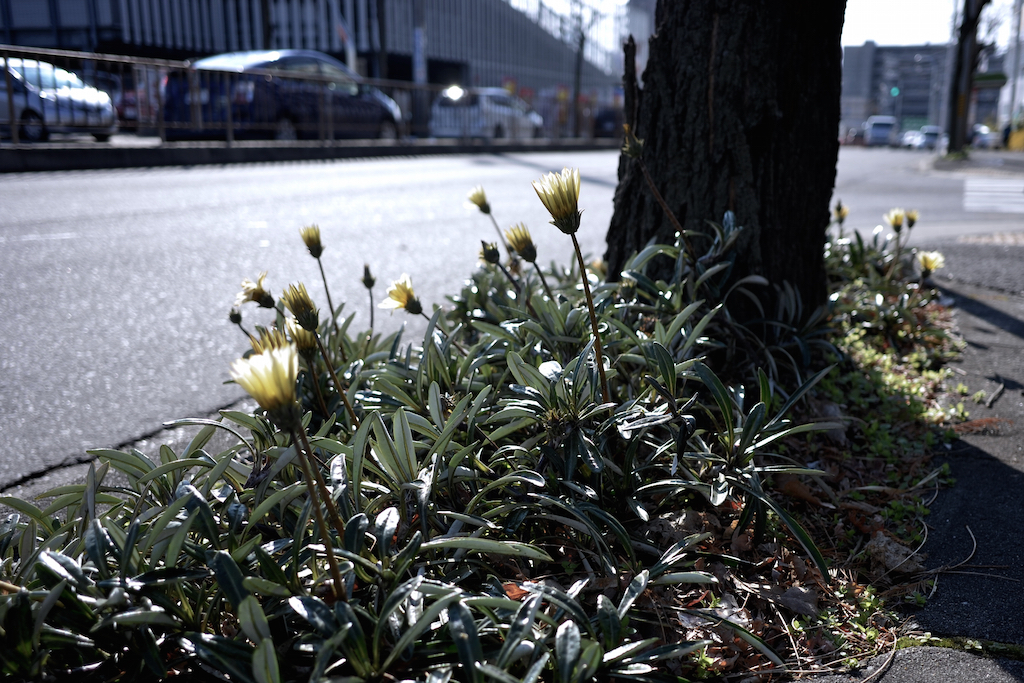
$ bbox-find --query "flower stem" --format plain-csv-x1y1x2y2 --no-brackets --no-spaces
571,233,611,404
315,334,360,428
493,263,538,317
303,357,331,419
289,427,345,597
637,158,697,259
532,262,555,301
235,321,256,344
317,257,342,344
488,213,515,261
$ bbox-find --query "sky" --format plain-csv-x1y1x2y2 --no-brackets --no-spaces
842,0,1015,48
528,0,1018,53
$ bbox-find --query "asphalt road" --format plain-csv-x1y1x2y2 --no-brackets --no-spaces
2,146,1023,491
0,151,618,489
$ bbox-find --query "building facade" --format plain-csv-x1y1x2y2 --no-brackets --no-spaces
0,0,621,96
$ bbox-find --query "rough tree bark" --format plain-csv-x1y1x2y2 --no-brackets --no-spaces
947,0,991,154
604,0,846,317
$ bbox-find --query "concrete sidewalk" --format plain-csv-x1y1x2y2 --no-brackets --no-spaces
0,135,619,172
807,276,1024,681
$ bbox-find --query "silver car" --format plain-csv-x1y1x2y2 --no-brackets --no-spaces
430,86,543,140
1,58,118,142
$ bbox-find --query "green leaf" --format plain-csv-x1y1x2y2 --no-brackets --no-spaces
694,361,735,446
209,550,248,610
617,570,648,619
38,551,92,590
497,593,542,668
182,633,256,683
420,537,552,562
105,608,180,628
374,507,400,557
0,497,54,530
556,620,581,683
247,483,305,529
252,638,281,683
136,458,214,485
32,579,67,649
381,591,462,671
595,594,620,650
288,595,337,637
238,595,271,643
448,602,482,683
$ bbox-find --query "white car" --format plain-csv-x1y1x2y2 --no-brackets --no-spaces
0,58,118,142
430,86,543,140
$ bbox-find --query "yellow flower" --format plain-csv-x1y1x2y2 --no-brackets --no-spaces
300,225,323,259
917,250,945,276
905,209,919,228
230,344,298,415
467,186,491,214
287,318,318,358
281,283,320,332
379,274,423,315
250,326,289,355
504,223,537,263
533,167,581,234
883,208,906,233
480,241,500,265
833,200,849,225
236,271,274,308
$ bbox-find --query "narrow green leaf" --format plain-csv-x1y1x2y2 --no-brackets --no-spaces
252,638,281,683
209,550,248,610
556,620,581,683
238,595,271,643
448,602,482,683
420,537,552,562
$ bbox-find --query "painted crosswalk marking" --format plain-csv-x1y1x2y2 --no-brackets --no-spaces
963,178,1024,213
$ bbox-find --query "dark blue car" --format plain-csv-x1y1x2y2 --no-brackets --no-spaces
162,49,401,141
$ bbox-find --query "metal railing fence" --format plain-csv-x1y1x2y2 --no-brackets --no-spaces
1,43,609,147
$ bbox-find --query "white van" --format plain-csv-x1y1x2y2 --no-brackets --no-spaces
864,115,898,147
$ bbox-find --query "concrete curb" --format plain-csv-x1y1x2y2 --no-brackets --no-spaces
0,138,620,173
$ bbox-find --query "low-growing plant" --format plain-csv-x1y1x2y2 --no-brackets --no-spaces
0,179,957,682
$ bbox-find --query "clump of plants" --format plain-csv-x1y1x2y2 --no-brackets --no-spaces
0,173,958,682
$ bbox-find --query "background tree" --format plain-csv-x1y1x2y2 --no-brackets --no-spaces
947,0,993,153
603,1,847,316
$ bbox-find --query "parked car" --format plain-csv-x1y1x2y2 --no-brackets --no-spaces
900,130,922,148
429,86,543,140
971,124,1000,149
592,106,623,138
863,115,898,147
162,49,401,141
917,125,942,150
0,58,118,142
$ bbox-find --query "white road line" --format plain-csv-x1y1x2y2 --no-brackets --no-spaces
0,232,79,244
964,178,1024,213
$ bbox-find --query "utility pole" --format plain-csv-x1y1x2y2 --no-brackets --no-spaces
1010,0,1023,128
376,0,388,80
343,0,357,73
412,0,428,137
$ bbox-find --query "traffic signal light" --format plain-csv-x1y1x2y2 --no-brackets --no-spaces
890,86,900,97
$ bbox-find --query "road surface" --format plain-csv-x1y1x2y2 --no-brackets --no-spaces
1,146,1022,491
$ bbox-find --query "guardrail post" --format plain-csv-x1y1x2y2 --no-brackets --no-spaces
224,73,234,147
3,49,19,145
157,65,166,143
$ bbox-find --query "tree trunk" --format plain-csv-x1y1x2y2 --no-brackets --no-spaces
947,0,990,154
604,0,846,317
